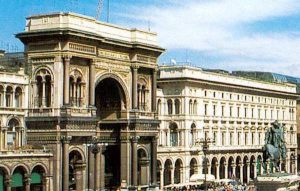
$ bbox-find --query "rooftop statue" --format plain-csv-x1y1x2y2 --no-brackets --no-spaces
263,120,287,172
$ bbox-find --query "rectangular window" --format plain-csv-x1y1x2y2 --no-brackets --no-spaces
245,108,247,118
251,108,254,118
204,104,208,115
237,107,240,117
230,106,232,117
258,109,261,119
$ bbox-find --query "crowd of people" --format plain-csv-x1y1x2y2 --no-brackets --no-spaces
164,181,257,191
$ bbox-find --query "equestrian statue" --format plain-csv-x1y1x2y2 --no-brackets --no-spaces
263,120,287,173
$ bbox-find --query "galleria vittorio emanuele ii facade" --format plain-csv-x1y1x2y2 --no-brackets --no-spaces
156,65,298,189
0,11,299,191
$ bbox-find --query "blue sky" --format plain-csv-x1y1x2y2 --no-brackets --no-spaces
1,0,300,76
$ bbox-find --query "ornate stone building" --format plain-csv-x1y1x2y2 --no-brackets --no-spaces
0,52,53,191
14,12,163,191
156,65,298,189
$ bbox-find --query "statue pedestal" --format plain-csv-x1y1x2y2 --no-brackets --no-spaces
254,173,300,191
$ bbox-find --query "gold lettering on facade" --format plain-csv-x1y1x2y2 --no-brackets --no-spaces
69,43,96,54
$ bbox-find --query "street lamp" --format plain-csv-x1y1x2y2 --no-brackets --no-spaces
196,133,215,191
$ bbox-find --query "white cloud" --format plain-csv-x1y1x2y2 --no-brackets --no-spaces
117,0,300,76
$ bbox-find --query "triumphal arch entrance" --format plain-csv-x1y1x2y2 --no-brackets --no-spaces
17,12,164,191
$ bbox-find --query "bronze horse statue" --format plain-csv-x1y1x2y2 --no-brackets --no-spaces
262,121,286,173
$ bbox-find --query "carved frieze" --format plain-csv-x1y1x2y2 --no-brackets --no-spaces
69,42,96,54
31,57,55,64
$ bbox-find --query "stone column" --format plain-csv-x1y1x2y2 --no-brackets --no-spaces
89,60,95,106
3,127,7,149
42,175,48,191
171,168,175,185
74,162,85,191
120,138,130,185
131,136,139,186
225,163,228,179
25,174,30,191
42,80,46,107
94,145,101,191
239,163,243,183
232,164,236,178
5,177,11,191
151,69,157,112
12,91,15,108
151,137,158,186
160,168,164,189
63,56,71,105
100,146,106,190
247,162,250,183
132,65,138,109
3,90,6,107
62,136,72,191
88,146,94,189
253,162,257,178
216,163,219,180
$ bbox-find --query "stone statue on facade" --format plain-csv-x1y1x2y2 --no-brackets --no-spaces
263,120,286,172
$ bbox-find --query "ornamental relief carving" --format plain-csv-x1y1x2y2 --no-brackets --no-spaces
31,57,55,64
95,60,130,72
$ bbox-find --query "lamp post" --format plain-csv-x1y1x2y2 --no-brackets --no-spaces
196,133,215,191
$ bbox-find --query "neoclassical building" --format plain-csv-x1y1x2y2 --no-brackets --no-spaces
0,52,53,191
13,12,163,191
156,65,298,189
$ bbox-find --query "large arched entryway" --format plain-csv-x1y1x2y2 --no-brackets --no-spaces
95,77,127,119
211,157,218,179
164,160,172,186
236,156,241,182
243,156,248,183
137,148,150,185
11,166,28,191
30,165,46,191
174,159,183,184
250,156,255,180
228,157,234,178
257,155,262,175
69,150,85,191
219,157,226,179
0,167,9,191
190,158,198,177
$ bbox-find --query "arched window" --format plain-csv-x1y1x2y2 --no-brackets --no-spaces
69,70,85,107
0,85,4,107
170,123,179,146
175,99,180,114
7,118,20,148
189,99,193,114
193,100,197,114
157,99,161,115
222,132,226,145
167,99,173,115
35,69,52,107
190,123,196,146
138,79,148,111
15,87,22,108
5,86,13,107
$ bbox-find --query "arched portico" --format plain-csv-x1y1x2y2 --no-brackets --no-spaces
164,159,172,186
174,159,183,184
95,76,128,119
30,165,47,191
69,150,85,191
11,165,29,191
